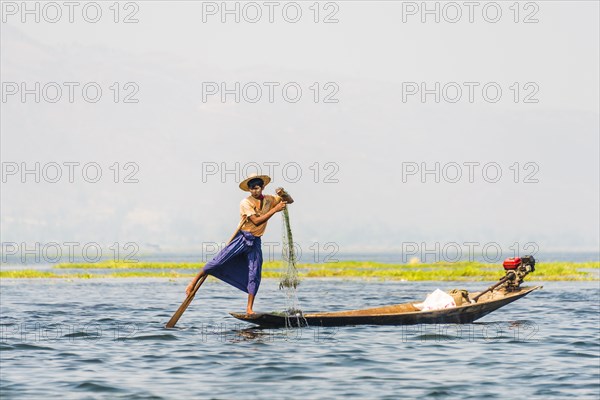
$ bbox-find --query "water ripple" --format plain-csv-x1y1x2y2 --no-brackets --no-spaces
0,280,598,399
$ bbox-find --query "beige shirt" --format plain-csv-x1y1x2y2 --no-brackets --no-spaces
240,194,282,237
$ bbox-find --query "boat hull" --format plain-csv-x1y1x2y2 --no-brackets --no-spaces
230,286,542,328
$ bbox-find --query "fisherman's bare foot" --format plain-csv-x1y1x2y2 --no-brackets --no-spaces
246,309,255,315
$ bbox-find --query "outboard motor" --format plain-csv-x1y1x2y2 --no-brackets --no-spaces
471,255,536,303
502,255,536,290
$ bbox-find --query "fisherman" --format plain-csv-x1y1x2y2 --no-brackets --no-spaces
185,173,294,314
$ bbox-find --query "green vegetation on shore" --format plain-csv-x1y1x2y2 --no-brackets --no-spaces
1,261,598,280
54,261,206,270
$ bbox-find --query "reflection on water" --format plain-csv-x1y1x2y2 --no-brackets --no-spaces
0,279,598,399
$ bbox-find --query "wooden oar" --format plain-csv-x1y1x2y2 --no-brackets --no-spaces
165,275,207,328
165,217,247,328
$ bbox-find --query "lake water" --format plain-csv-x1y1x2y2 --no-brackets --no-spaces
1,279,598,399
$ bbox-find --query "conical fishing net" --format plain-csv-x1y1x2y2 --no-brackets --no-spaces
280,207,300,290
279,208,306,327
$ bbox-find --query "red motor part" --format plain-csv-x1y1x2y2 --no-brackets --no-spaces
503,257,522,270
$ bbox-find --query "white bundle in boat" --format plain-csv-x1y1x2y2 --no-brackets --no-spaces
414,289,457,311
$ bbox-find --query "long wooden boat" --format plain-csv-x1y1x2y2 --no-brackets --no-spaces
230,285,542,328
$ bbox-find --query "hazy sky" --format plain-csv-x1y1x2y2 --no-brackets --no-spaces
1,1,598,261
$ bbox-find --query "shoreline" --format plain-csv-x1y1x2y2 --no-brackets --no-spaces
1,260,598,281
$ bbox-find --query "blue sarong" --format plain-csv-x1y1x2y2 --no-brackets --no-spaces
202,231,263,295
